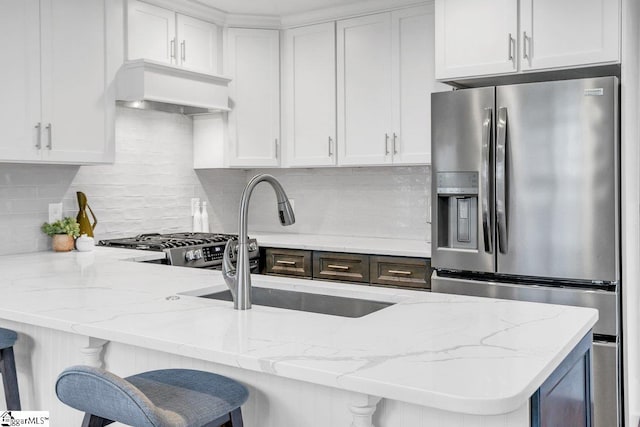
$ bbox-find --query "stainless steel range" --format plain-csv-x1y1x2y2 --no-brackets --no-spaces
98,233,260,270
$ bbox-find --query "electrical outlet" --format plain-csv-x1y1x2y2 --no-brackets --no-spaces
289,198,295,213
48,203,63,223
190,198,200,216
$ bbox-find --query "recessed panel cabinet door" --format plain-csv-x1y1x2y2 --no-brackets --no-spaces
0,0,41,162
177,14,218,74
520,0,620,71
40,0,108,163
226,28,280,167
127,0,176,64
435,0,518,79
284,22,336,167
337,13,393,166
391,5,447,165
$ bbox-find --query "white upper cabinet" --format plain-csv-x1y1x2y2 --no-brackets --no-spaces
127,1,175,65
127,0,219,74
226,28,280,167
392,5,447,165
284,22,336,167
337,5,440,166
177,14,218,74
0,0,113,164
435,0,620,80
519,0,620,71
337,13,393,166
0,0,41,162
435,0,518,80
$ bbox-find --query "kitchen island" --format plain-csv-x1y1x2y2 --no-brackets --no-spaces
0,248,596,426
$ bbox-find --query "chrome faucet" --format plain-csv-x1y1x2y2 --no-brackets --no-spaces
222,174,295,310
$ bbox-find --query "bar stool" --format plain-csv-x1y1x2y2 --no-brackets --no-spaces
0,327,20,410
56,365,248,427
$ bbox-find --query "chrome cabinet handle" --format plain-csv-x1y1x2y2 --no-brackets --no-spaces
170,38,175,60
275,260,296,266
508,33,515,62
385,133,390,155
523,31,530,60
392,133,398,154
389,270,412,276
275,139,279,159
328,264,349,271
34,123,41,149
45,123,52,150
496,107,508,254
481,108,493,254
328,136,333,156
180,40,186,62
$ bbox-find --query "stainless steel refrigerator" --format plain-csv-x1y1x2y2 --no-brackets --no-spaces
431,77,620,426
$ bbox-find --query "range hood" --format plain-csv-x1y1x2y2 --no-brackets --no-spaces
116,59,231,114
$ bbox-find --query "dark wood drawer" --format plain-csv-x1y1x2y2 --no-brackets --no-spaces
313,252,369,283
370,256,431,289
263,248,312,278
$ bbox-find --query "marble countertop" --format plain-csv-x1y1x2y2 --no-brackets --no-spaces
0,248,596,415
251,232,431,258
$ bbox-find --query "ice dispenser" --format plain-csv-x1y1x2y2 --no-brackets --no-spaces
436,172,478,250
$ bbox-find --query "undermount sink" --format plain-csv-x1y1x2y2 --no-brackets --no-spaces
198,287,394,318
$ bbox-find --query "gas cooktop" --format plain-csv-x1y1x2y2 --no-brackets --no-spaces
98,232,259,269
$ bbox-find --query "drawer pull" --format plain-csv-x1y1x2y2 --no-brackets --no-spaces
328,264,350,271
276,260,297,266
388,270,412,276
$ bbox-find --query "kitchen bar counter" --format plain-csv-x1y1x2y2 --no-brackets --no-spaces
251,232,431,258
0,248,595,425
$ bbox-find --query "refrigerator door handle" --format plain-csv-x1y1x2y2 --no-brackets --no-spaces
496,107,508,253
481,108,493,253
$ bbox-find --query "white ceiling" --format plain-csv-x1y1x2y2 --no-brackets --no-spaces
196,0,370,16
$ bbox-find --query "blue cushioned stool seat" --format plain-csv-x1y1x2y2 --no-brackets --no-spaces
0,327,20,410
56,366,248,427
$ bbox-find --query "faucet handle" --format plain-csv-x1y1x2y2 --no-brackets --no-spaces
222,239,238,300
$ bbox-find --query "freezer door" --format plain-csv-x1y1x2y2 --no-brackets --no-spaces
431,87,495,273
495,77,619,282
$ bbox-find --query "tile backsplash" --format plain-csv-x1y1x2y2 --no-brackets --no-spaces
0,108,431,256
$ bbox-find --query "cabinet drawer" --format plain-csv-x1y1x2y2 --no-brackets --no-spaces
313,252,369,283
370,256,431,289
264,248,312,278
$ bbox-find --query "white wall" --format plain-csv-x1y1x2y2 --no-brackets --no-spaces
242,167,431,241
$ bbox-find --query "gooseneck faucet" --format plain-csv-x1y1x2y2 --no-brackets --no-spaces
222,174,295,310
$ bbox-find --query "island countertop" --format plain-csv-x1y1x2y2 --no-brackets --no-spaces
0,248,596,416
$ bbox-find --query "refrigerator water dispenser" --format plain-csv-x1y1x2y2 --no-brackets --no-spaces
436,172,478,250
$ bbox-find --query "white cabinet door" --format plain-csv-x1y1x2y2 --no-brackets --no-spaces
127,0,176,65
177,14,218,74
391,5,447,165
520,0,620,71
337,13,392,166
0,0,41,162
284,22,336,167
40,0,108,163
435,0,518,79
226,28,280,167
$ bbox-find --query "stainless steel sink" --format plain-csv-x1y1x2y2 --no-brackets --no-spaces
199,287,394,318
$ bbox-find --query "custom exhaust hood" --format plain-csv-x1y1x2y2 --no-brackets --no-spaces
116,59,231,114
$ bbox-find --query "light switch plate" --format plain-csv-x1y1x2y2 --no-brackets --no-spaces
48,203,63,223
190,198,200,216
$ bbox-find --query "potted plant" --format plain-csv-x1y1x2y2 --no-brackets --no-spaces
41,217,80,252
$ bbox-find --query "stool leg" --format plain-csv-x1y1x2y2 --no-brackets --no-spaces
0,347,21,410
81,413,112,427
229,408,243,427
